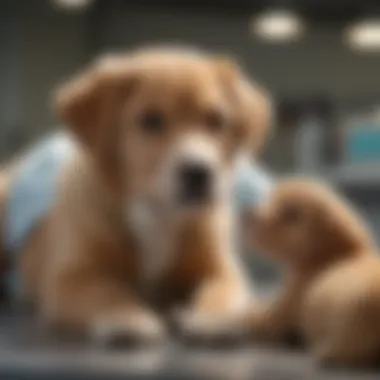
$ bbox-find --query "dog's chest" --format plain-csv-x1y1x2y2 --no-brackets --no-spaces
128,203,178,289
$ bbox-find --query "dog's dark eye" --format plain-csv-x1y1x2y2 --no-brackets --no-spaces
138,110,166,134
204,109,226,133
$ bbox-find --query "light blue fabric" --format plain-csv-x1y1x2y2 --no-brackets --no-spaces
4,132,75,294
233,156,274,211
4,132,75,255
231,156,274,259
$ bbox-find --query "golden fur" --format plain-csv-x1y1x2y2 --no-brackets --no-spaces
243,178,380,366
0,47,271,344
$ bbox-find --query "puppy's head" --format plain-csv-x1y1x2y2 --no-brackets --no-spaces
245,178,373,268
55,47,271,215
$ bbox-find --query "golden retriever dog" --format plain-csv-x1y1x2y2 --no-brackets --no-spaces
240,178,380,366
0,47,271,345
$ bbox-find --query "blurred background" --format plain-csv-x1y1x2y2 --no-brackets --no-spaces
1,2,380,377
1,0,380,242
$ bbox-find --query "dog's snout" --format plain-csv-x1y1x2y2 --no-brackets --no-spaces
181,163,210,188
178,162,213,205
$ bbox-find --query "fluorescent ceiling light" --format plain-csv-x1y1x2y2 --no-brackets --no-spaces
251,9,305,43
52,0,94,11
346,19,380,52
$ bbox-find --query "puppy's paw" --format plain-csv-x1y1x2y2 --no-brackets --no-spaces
91,310,166,347
173,309,247,347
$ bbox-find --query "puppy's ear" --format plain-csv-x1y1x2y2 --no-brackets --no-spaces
215,58,272,156
55,55,136,149
313,195,373,258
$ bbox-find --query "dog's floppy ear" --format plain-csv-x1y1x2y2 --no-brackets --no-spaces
313,193,373,258
55,55,137,193
55,55,135,149
240,78,272,155
215,58,272,156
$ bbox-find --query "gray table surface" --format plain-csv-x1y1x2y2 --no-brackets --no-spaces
0,308,378,380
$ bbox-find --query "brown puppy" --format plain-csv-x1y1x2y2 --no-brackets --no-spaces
242,178,380,366
0,47,271,344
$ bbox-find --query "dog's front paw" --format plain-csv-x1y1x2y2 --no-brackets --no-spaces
173,309,247,347
91,310,166,347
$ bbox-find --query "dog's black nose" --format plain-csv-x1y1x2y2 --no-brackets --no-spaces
178,162,213,205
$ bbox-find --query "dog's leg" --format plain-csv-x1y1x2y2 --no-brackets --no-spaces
41,270,166,345
173,209,253,344
174,252,253,344
244,293,298,343
227,278,305,344
39,223,166,345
